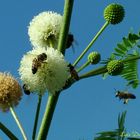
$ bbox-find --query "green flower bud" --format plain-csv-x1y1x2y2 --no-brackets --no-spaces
107,60,124,76
88,52,101,64
104,3,125,24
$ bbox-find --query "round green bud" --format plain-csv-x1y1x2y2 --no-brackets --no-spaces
104,3,125,24
107,60,124,76
88,52,101,64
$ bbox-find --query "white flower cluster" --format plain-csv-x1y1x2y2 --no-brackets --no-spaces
19,47,69,95
19,11,69,95
28,11,62,48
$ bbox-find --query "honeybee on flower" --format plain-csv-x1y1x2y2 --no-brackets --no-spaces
19,47,69,95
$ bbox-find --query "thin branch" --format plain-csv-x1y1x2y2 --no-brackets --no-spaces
37,93,60,140
0,122,18,140
37,1,74,139
32,95,42,140
79,66,107,80
10,107,28,140
77,61,90,73
57,0,74,55
73,21,109,66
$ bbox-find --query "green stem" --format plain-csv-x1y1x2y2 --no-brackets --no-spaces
37,1,74,139
79,66,107,80
57,0,74,55
10,106,28,140
73,21,109,66
37,93,60,140
32,95,42,140
77,61,90,73
123,55,140,63
0,122,18,140
79,55,140,80
62,66,107,90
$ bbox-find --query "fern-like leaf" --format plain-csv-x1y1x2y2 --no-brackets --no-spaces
107,31,140,88
118,111,126,136
121,52,139,88
94,130,118,140
113,32,140,58
94,111,127,140
127,138,140,140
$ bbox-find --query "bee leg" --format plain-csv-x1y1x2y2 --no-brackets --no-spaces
123,99,128,104
119,97,122,100
123,100,126,104
63,80,70,90
74,74,79,81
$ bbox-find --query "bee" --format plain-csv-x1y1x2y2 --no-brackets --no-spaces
66,34,74,49
115,90,136,104
23,84,30,95
32,53,47,74
68,63,79,81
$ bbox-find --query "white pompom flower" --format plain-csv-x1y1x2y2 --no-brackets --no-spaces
19,47,69,95
28,11,62,48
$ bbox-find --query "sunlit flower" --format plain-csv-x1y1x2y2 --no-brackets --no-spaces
0,73,22,112
19,47,69,95
28,11,62,48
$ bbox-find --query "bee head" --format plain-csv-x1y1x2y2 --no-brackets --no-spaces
38,53,47,61
115,89,121,97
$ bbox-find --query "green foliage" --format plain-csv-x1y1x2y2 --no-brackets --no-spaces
113,32,140,57
102,31,140,88
94,130,119,140
94,111,126,140
94,111,140,140
121,52,139,88
118,111,126,138
127,138,140,140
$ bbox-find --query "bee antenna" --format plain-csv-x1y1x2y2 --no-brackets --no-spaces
114,88,117,92
114,88,119,96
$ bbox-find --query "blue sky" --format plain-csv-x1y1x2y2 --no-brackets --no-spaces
0,0,140,140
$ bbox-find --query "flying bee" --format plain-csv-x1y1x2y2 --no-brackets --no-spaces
66,34,74,49
115,90,136,104
66,34,78,52
68,63,79,81
32,53,47,74
23,84,30,95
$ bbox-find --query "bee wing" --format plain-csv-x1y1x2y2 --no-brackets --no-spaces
73,39,79,53
71,44,75,53
74,39,79,46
